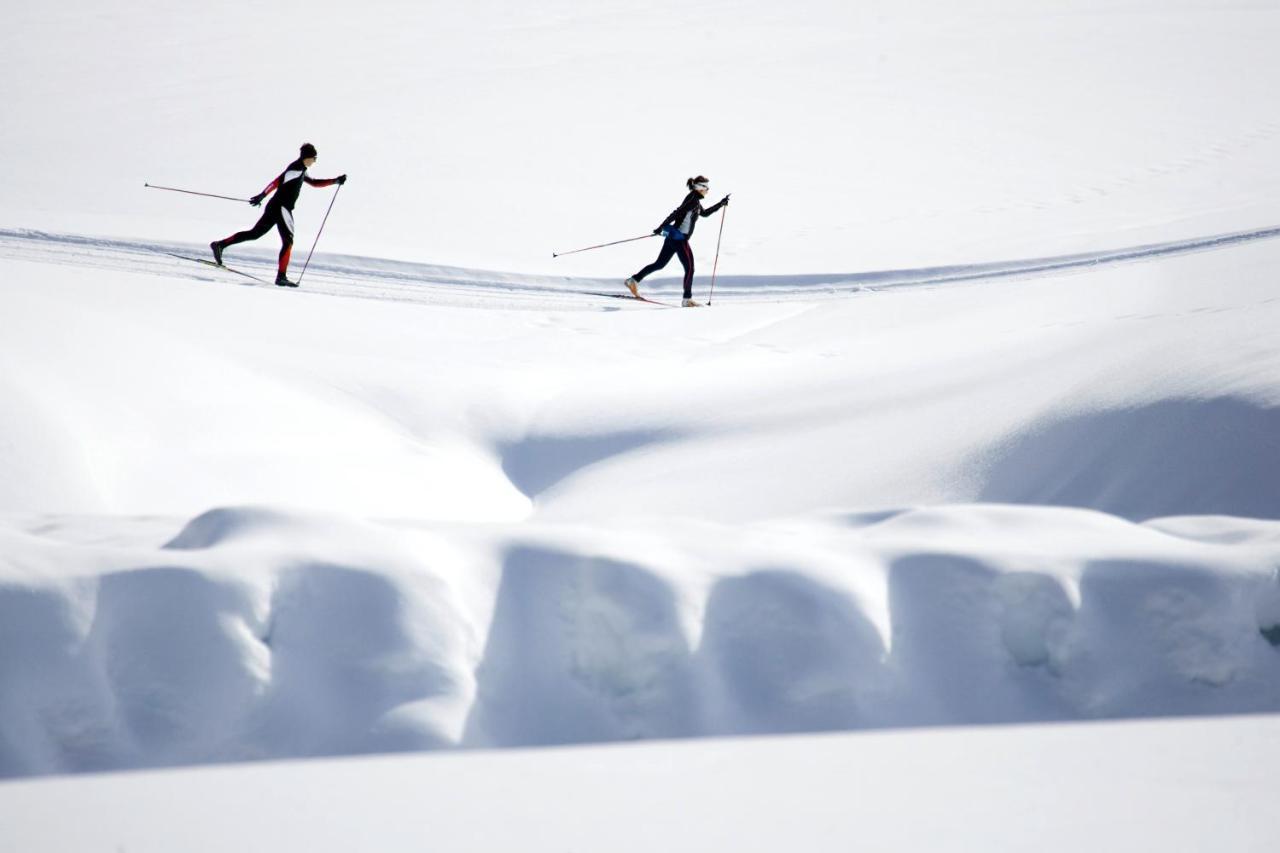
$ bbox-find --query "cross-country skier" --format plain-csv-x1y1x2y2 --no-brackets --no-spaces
210,143,346,287
625,176,729,307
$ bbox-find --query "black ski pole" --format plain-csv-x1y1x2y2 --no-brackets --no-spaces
707,201,729,306
296,184,342,288
552,233,655,258
144,183,250,203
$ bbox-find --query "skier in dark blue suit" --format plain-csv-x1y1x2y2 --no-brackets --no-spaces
626,176,729,307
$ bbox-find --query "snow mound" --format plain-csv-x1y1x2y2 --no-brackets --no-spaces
165,506,311,550
3,505,1278,777
978,397,1280,520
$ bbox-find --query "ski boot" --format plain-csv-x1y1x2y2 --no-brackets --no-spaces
275,274,298,288
210,241,224,266
625,277,640,297
682,298,703,307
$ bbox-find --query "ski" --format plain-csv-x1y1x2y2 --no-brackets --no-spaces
163,252,269,285
582,291,677,308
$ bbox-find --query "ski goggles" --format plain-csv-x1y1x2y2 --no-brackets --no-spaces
692,182,709,191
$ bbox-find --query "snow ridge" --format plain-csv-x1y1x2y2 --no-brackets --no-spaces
3,505,1279,777
3,223,1280,778
4,224,1280,309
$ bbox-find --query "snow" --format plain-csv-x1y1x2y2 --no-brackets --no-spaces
4,0,1280,847
5,1,1280,274
4,714,1280,853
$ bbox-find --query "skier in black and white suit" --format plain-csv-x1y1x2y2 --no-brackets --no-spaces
211,143,346,286
625,176,729,307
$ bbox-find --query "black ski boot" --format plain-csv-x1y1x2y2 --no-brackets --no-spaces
210,241,224,266
275,274,298,288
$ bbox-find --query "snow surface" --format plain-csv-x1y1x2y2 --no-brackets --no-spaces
3,714,1279,852
3,222,1280,780
3,0,1280,847
5,0,1280,274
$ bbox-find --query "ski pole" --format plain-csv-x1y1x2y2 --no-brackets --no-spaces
296,184,342,288
707,201,728,306
144,183,250,203
552,233,655,258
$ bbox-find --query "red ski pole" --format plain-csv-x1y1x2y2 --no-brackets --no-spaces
144,183,250,203
296,184,342,288
707,200,728,306
553,233,655,258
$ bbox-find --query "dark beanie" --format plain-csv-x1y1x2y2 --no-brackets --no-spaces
300,143,318,159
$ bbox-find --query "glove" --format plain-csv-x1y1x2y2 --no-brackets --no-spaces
337,174,347,185
249,193,265,207
653,226,665,236
720,194,731,206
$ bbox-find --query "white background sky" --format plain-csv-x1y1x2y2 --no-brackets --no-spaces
4,1,1280,275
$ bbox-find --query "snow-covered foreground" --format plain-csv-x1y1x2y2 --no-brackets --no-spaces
2,225,1279,779
4,713,1279,852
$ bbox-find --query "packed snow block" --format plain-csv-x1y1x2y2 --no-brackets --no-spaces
1256,570,1280,647
1059,560,1280,717
86,567,267,767
0,582,123,776
464,546,698,746
695,570,886,734
884,555,1073,726
994,572,1076,669
163,506,306,550
250,562,474,757
978,398,1280,521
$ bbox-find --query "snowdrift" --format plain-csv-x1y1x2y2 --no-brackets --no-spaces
3,225,1280,777
2,505,1279,777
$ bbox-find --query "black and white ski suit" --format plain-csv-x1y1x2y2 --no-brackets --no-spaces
632,191,728,298
220,158,341,278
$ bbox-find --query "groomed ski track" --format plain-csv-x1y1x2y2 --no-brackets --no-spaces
2,224,1279,309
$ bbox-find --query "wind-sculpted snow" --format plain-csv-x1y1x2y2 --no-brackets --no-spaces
3,219,1280,779
3,506,1279,777
978,398,1280,521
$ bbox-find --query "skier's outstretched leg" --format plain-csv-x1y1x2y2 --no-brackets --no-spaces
628,238,680,295
218,209,276,253
634,239,678,281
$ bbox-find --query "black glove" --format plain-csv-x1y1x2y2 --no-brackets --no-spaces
337,174,347,185
720,194,731,206
249,193,265,207
653,226,664,236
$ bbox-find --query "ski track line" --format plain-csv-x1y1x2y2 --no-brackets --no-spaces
1,224,1279,310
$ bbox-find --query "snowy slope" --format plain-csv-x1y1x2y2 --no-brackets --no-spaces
3,0,1280,845
4,714,1280,853
2,224,1279,777
4,1,1280,274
